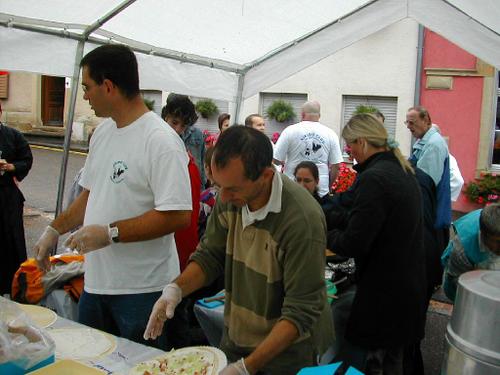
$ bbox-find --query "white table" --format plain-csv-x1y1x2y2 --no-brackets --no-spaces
47,316,164,374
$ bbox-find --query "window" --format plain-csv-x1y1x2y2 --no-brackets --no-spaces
341,95,398,154
492,73,500,170
191,97,229,135
0,72,8,99
260,92,308,137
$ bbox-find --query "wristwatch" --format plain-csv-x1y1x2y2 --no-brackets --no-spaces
108,223,120,243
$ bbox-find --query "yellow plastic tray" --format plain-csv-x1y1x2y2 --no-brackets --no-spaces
27,359,105,374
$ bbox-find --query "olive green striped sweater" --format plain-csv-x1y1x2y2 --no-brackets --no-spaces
191,174,334,370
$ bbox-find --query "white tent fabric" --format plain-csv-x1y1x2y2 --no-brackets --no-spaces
1,0,499,102
1,0,499,213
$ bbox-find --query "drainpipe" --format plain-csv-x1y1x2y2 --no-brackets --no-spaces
414,24,425,106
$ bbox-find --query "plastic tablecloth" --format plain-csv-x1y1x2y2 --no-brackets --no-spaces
47,316,164,374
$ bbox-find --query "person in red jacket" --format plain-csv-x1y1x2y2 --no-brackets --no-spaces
160,94,202,348
161,94,201,271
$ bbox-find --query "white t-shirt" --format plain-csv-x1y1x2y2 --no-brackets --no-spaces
273,121,343,196
449,154,464,202
80,111,192,295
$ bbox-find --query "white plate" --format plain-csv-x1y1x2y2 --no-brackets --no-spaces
17,303,57,328
129,346,227,375
48,327,116,360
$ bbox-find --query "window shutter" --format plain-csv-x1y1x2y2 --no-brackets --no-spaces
0,74,9,99
342,95,398,139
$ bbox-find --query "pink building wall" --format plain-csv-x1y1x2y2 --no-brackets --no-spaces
420,30,484,212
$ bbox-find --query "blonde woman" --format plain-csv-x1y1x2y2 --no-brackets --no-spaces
327,114,427,374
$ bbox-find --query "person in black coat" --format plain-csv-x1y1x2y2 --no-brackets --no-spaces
327,114,427,374
0,103,33,296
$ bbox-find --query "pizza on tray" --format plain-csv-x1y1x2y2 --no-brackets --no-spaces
130,346,226,375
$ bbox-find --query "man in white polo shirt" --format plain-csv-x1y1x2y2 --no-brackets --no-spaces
273,100,342,197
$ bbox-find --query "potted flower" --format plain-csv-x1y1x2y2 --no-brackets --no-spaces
195,99,219,119
266,100,296,123
464,172,499,205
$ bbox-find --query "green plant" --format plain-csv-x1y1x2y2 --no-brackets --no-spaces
143,98,155,111
195,99,219,119
354,105,379,115
464,172,499,205
266,100,296,123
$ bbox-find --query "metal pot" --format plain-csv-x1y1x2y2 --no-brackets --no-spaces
441,270,500,374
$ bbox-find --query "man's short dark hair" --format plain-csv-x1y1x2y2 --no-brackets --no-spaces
480,203,500,237
162,93,198,127
80,45,139,99
244,114,262,127
213,126,272,181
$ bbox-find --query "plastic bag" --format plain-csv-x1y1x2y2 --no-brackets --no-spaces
0,297,55,371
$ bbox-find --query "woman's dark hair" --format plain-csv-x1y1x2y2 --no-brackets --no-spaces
294,161,319,182
218,113,230,131
80,45,139,99
162,93,198,126
213,126,272,181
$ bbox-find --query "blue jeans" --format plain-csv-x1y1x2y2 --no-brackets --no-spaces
78,290,173,350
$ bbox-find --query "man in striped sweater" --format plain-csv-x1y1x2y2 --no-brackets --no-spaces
144,126,334,374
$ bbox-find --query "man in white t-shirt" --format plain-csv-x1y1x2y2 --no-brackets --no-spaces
33,45,192,349
273,101,343,196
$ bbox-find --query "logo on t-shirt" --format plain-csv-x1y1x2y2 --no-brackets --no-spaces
110,160,128,184
299,132,327,161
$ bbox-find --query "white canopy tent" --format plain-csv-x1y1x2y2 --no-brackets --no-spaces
1,0,499,213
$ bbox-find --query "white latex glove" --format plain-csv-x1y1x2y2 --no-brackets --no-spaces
219,359,250,375
143,283,182,340
33,226,60,272
64,224,111,254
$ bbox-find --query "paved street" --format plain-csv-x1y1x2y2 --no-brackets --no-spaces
20,146,87,213
19,146,451,374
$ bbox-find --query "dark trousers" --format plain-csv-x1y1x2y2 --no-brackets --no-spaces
79,290,177,350
0,186,27,295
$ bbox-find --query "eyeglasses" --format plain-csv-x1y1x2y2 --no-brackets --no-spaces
404,120,416,126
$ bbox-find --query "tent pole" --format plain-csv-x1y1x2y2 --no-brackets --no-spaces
55,0,141,218
55,40,85,218
233,74,245,124
414,24,425,106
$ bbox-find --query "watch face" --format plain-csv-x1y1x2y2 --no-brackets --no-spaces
110,226,119,242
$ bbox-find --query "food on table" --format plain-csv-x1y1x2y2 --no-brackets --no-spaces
130,347,226,375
